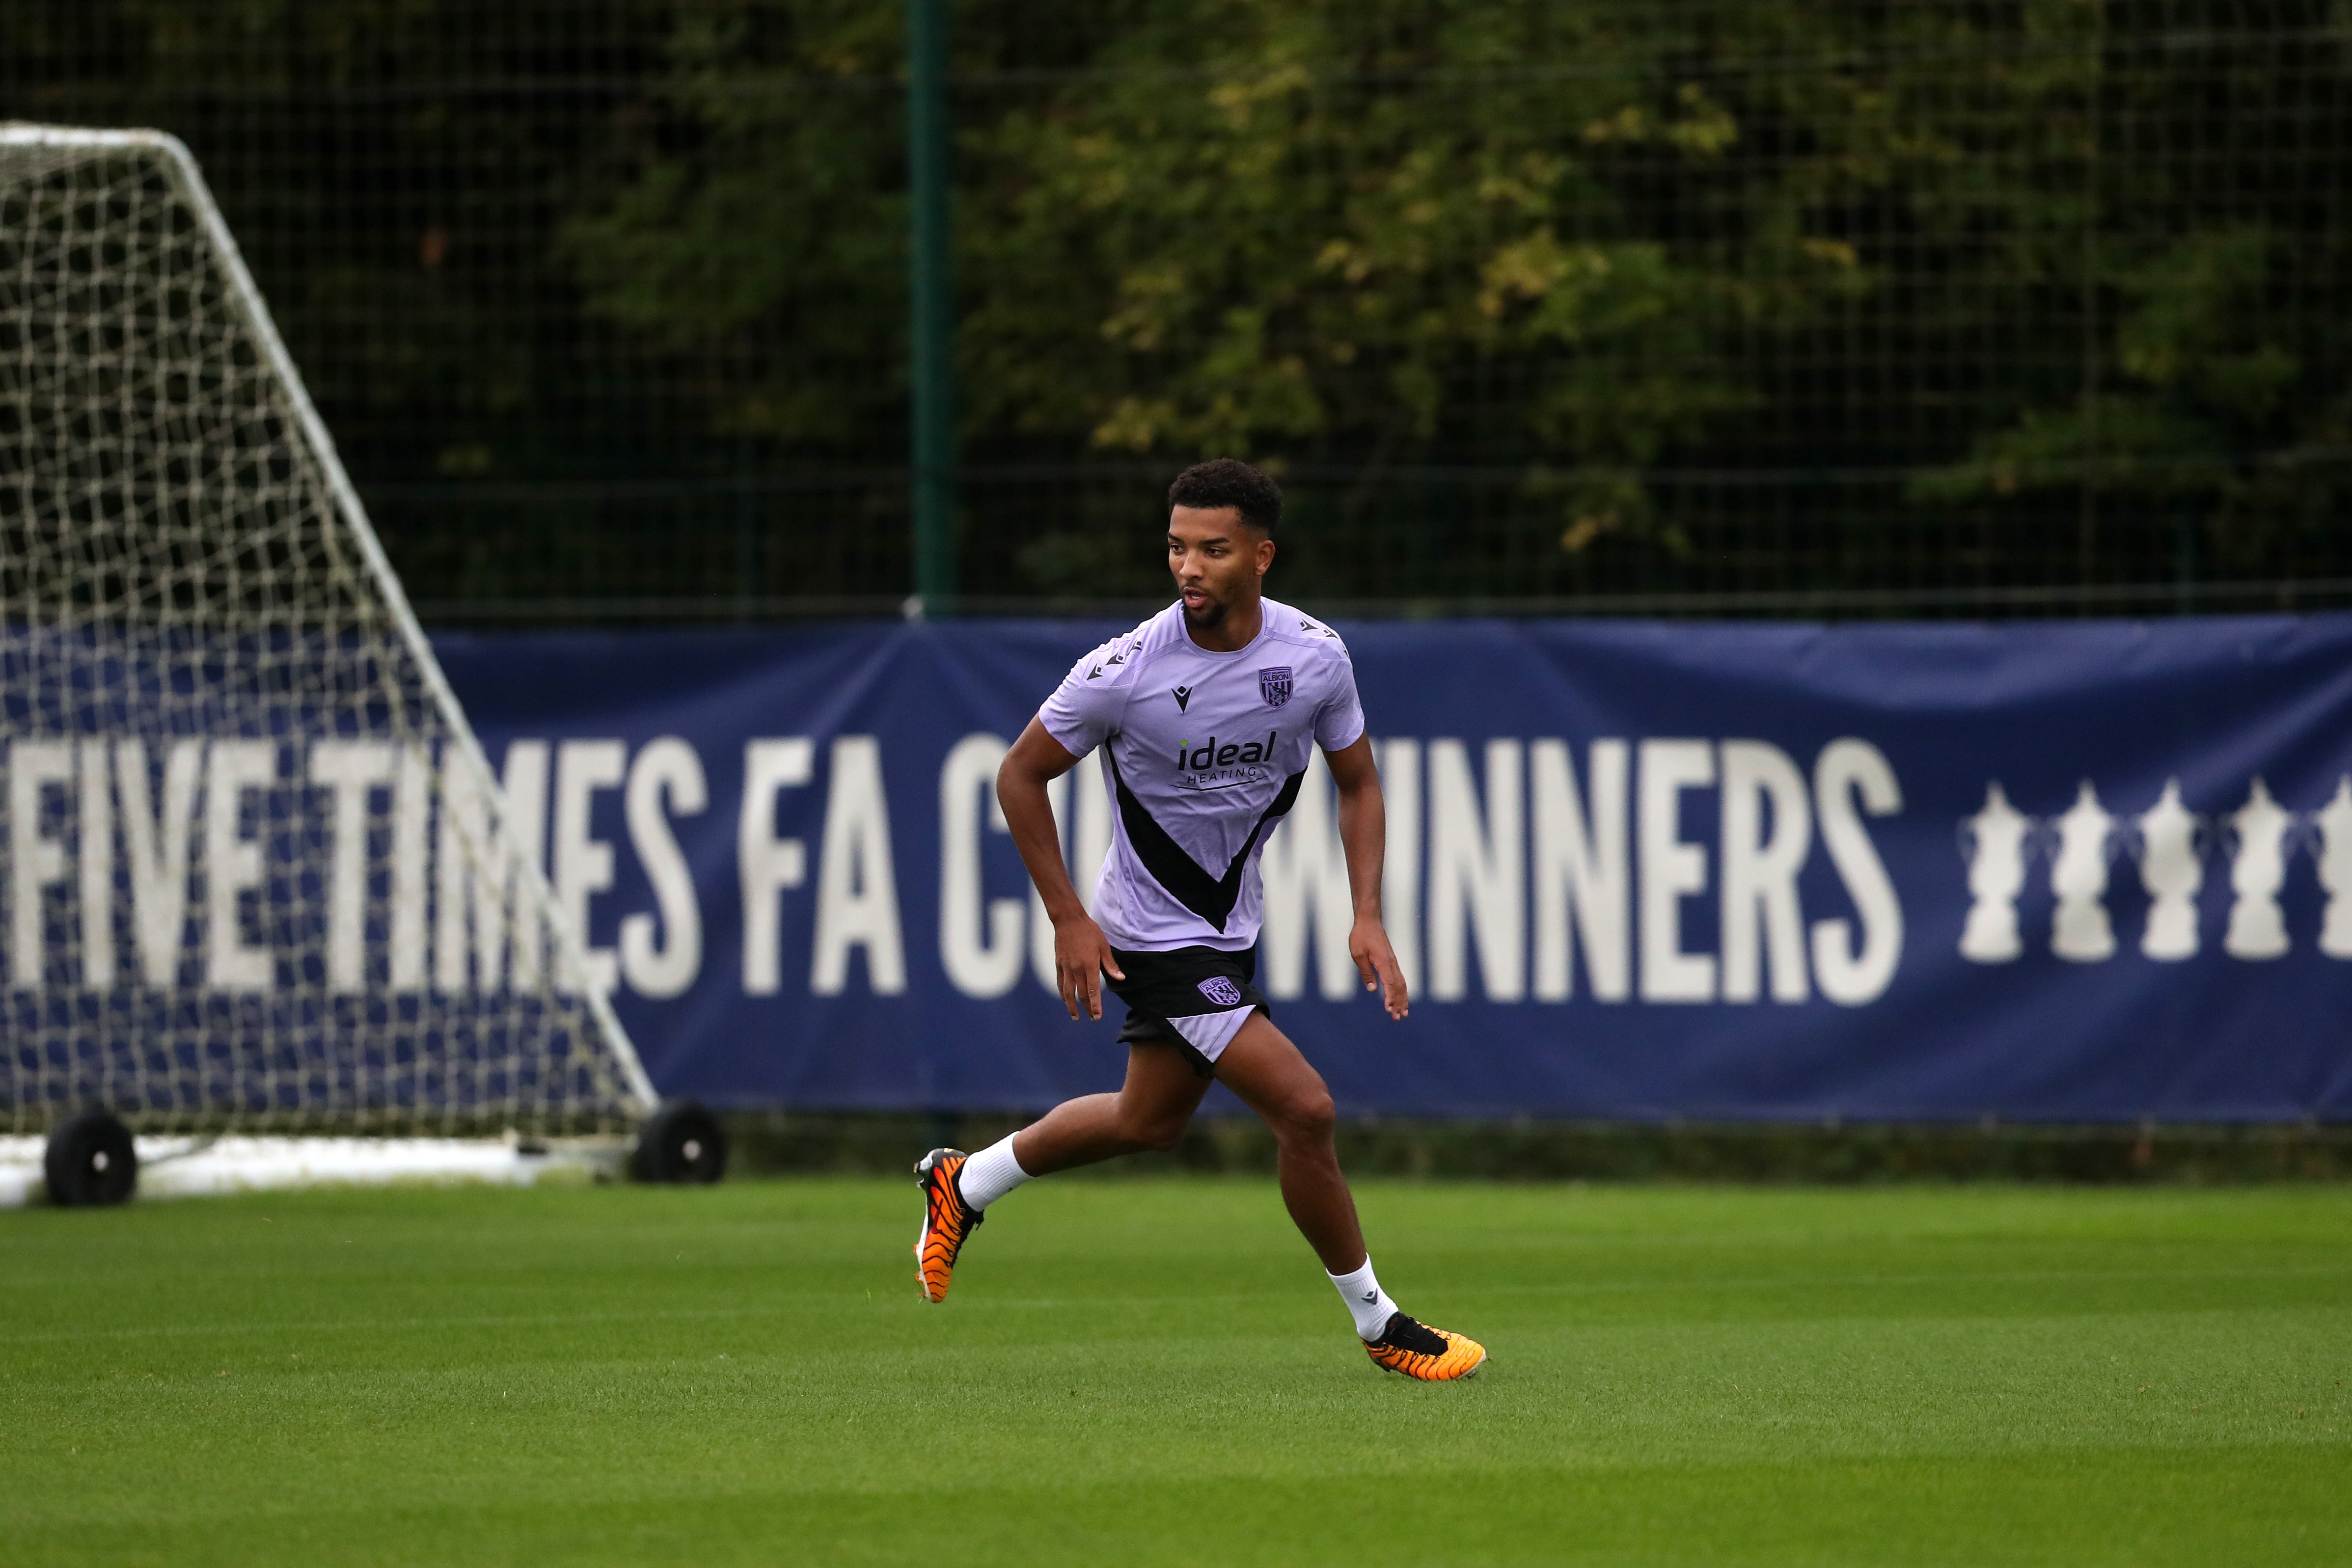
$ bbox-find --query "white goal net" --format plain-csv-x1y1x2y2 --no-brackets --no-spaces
0,125,656,1137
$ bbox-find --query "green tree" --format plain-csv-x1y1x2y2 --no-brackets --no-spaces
569,0,1894,594
1906,1,2352,587
12,0,2347,606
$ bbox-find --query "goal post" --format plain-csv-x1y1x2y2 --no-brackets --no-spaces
0,124,665,1176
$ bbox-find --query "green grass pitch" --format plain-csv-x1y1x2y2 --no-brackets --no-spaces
5,1175,2349,1566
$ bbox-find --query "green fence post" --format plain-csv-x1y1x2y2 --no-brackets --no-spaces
907,0,955,610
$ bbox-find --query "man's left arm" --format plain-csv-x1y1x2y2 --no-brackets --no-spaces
1324,733,1409,1019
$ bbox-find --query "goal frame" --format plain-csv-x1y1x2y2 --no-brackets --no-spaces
0,122,660,1126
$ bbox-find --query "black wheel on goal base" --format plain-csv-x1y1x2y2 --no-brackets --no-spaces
44,1110,138,1208
630,1101,728,1185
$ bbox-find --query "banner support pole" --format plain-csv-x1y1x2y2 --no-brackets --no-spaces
907,0,956,611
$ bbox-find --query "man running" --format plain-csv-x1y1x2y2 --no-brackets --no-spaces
911,458,1485,1381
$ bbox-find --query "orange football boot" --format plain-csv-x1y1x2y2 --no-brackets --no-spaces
1364,1312,1486,1380
913,1147,984,1303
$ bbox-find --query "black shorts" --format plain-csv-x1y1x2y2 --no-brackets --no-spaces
1107,945,1270,1078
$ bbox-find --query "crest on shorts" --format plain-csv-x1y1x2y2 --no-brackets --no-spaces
1258,666,1293,708
1197,975,1246,1008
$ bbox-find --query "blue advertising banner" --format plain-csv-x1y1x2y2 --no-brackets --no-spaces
420,612,2352,1124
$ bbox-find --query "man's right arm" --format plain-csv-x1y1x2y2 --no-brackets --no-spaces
998,718,1125,1021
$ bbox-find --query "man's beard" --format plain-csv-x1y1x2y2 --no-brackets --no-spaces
1180,592,1229,628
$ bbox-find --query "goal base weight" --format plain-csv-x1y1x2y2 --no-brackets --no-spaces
630,1102,729,1185
43,1110,138,1208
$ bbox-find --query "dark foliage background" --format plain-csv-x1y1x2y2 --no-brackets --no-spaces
5,1,2349,620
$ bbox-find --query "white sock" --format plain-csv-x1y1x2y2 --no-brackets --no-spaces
1327,1256,1401,1341
957,1135,1034,1211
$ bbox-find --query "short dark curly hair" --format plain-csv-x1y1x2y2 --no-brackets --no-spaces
1168,458,1281,533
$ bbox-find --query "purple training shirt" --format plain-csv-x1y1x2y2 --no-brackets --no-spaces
1039,596,1367,954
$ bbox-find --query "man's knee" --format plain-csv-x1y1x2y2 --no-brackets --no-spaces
1116,1108,1190,1152
1268,1085,1336,1144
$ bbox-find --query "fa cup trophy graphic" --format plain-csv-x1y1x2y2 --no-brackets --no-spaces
1958,782,2030,964
2050,781,2117,962
2316,776,2352,960
2223,778,2294,960
2132,779,2204,962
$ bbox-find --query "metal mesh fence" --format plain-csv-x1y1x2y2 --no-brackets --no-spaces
4,1,2347,621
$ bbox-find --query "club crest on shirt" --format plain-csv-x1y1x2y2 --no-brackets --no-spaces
1258,666,1293,708
1197,975,1246,1008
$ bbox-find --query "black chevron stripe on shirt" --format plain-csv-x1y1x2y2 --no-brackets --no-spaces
1104,751,1306,933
